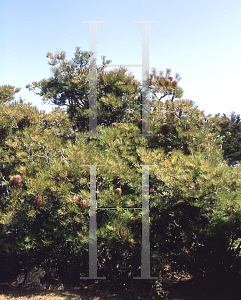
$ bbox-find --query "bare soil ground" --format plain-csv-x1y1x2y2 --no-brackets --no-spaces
0,274,241,300
0,279,159,300
0,283,155,300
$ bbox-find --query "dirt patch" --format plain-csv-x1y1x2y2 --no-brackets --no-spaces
0,281,159,300
1,274,241,300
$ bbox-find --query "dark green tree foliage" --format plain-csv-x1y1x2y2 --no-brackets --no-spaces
26,48,141,132
1,53,241,291
97,66,140,126
0,101,82,283
0,85,21,104
217,112,241,164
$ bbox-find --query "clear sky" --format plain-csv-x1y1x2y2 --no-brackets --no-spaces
1,0,241,118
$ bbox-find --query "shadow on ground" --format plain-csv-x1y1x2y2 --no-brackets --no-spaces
1,273,241,300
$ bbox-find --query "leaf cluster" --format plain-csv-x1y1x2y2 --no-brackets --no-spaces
1,52,241,288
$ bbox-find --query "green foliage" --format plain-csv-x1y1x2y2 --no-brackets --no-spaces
0,85,21,104
26,48,141,132
215,112,241,164
149,67,184,100
1,57,241,289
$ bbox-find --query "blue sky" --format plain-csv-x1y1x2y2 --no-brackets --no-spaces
1,0,241,118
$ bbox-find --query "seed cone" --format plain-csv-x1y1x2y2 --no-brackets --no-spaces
172,81,178,88
80,199,88,209
227,207,234,214
128,238,135,250
10,175,22,188
35,194,43,209
161,123,168,135
150,187,156,196
115,188,122,196
72,195,80,202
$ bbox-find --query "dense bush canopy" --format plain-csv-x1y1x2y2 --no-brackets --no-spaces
0,49,241,293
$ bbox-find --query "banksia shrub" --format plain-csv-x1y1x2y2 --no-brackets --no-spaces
168,76,173,81
10,175,22,188
200,143,205,151
161,123,168,136
80,199,88,209
165,79,171,86
115,188,122,196
35,194,44,209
